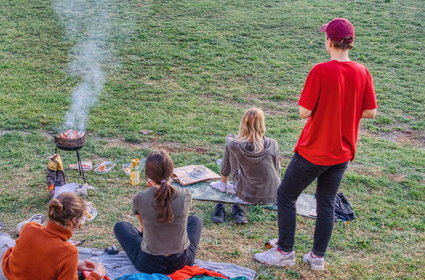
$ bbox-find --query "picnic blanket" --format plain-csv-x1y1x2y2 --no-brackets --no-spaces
115,273,246,280
172,181,317,218
115,274,168,280
78,248,256,280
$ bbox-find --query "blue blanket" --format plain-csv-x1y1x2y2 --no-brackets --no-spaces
78,248,256,280
115,274,169,280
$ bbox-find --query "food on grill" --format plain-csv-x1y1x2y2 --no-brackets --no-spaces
58,129,84,139
54,130,86,151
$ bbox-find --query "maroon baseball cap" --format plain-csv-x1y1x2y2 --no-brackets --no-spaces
320,18,355,43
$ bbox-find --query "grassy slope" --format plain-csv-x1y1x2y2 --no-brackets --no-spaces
0,0,424,279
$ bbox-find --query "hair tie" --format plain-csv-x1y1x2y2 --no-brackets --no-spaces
161,179,167,184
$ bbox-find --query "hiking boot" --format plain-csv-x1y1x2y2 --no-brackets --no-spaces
232,204,247,224
210,181,235,194
212,203,225,223
303,252,325,271
255,247,296,267
16,214,46,235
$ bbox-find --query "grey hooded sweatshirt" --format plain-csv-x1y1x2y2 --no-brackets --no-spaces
221,134,281,204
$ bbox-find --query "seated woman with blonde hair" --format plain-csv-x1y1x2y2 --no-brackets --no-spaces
0,192,107,280
210,108,281,223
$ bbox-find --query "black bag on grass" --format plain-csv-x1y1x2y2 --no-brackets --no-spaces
46,154,66,196
334,193,355,221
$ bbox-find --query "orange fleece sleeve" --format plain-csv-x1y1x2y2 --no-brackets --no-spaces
57,249,79,280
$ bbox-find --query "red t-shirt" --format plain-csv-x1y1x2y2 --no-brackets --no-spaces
294,60,377,165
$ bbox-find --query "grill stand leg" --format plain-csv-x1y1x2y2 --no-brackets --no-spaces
76,150,87,183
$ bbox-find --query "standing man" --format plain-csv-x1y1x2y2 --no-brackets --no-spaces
255,18,377,270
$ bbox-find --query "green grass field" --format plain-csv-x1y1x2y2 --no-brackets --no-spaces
0,0,424,279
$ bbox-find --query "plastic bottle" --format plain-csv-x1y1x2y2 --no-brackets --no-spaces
130,158,141,186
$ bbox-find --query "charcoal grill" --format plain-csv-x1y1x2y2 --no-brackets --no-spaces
54,133,86,151
54,132,87,182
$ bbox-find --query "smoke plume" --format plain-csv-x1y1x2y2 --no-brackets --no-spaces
53,0,148,131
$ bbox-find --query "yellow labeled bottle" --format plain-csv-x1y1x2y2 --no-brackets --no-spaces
130,158,141,186
130,170,140,186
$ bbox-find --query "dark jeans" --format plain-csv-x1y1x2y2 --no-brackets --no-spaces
277,153,348,257
114,215,203,274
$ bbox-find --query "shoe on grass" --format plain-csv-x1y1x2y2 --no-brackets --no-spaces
225,182,236,194
255,247,295,266
231,204,247,224
210,181,234,193
16,214,46,235
234,196,250,204
212,203,225,223
303,251,325,271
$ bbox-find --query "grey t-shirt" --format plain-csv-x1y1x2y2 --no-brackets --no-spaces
132,187,191,256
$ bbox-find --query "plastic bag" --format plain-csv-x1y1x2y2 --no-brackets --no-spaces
122,158,146,175
93,161,115,174
84,201,98,222
53,183,95,198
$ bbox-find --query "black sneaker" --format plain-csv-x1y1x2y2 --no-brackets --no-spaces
212,203,226,223
232,204,247,224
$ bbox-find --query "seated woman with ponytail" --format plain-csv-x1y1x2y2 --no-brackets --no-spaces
0,192,106,280
114,149,203,274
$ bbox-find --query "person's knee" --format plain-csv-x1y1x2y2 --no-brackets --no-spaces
188,215,203,228
277,186,297,204
113,221,128,235
188,215,203,232
316,203,335,216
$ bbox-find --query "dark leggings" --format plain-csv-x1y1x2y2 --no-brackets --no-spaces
114,215,203,274
277,153,348,257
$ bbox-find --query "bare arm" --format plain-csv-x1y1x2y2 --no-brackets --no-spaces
361,109,377,119
299,106,312,119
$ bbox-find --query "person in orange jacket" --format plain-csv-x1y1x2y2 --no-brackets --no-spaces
0,192,107,280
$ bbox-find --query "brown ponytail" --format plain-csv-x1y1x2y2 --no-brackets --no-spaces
48,192,87,227
145,149,175,223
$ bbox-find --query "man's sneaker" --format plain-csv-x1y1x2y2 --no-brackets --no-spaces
303,252,325,271
231,204,247,224
16,214,46,235
212,203,226,223
210,181,234,194
255,247,295,266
